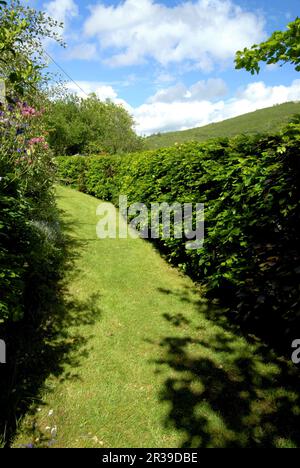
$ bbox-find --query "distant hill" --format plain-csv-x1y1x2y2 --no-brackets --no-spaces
145,102,300,150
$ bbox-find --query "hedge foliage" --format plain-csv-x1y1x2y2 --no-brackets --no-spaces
57,120,300,341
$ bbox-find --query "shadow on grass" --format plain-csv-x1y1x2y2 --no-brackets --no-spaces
0,209,102,447
154,286,300,448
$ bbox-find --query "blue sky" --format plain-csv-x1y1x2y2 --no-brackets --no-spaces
26,0,300,135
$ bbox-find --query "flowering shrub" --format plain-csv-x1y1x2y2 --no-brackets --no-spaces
0,97,61,323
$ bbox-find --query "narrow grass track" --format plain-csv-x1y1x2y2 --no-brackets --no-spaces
14,186,300,448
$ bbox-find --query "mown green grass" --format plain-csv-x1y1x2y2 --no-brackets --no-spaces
13,186,300,448
146,101,300,149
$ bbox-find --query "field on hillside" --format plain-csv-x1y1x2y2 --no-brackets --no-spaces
145,102,300,149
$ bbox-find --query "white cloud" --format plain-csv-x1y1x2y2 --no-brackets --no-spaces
64,81,132,110
44,0,78,25
134,100,218,134
65,81,117,99
236,81,300,104
83,0,266,70
66,43,98,61
148,83,188,103
133,80,300,135
42,0,79,48
189,78,228,100
63,78,300,137
149,78,228,103
155,72,176,85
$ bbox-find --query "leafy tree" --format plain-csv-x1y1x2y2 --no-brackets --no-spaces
235,17,300,74
44,94,144,156
0,0,64,323
1,2,142,156
0,0,62,97
81,95,143,155
43,94,85,155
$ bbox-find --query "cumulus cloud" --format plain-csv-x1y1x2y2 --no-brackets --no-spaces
66,43,98,61
44,0,78,26
149,78,228,103
133,80,300,135
64,81,132,109
155,72,176,85
64,78,300,136
83,0,266,70
148,83,188,104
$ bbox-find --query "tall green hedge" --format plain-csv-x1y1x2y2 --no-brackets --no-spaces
57,120,300,341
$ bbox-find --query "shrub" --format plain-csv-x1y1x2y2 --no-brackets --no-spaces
56,156,88,191
44,95,144,156
0,169,28,322
0,99,63,324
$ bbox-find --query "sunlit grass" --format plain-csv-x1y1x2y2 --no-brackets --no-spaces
13,186,300,448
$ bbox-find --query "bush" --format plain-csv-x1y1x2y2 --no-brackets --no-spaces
0,170,28,322
0,100,63,324
44,94,144,156
56,156,88,191
56,121,300,341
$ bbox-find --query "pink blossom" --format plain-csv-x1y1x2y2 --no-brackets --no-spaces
18,102,37,117
29,136,45,145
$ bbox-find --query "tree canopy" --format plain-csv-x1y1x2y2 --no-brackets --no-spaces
235,17,300,74
0,0,62,97
44,94,144,156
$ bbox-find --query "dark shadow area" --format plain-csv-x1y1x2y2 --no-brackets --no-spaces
154,286,300,448
0,209,102,447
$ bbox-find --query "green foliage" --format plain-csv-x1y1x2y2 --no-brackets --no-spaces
44,94,144,156
12,185,300,449
0,99,61,323
56,155,88,191
145,102,300,150
57,120,300,339
56,153,121,199
0,169,28,322
0,0,64,324
0,0,62,96
235,17,300,74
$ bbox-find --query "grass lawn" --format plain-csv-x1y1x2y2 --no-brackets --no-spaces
12,186,300,448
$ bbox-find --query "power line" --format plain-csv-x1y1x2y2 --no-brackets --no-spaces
43,50,89,97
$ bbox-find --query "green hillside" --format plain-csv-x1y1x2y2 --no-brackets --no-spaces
145,101,300,149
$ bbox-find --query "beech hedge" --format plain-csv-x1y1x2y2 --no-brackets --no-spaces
56,120,300,342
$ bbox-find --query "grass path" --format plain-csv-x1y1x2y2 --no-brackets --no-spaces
14,186,300,448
